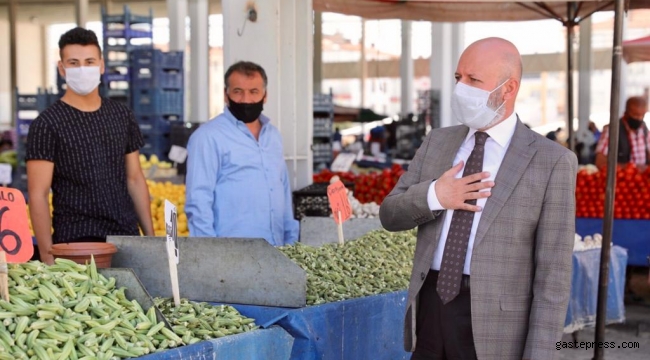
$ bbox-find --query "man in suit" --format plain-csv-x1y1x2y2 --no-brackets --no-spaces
380,37,577,360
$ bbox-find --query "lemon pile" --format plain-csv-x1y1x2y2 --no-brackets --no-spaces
147,180,189,236
27,181,190,237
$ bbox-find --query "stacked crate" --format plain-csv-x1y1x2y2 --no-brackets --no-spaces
131,48,184,161
13,88,55,195
312,89,334,170
101,5,153,107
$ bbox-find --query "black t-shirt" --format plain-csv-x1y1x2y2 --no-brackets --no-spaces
26,98,144,243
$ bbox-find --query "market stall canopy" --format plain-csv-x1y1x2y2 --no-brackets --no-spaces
622,35,650,63
333,105,389,123
313,0,650,23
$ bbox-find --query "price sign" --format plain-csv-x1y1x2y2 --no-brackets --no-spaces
0,188,33,263
164,200,179,265
327,180,352,225
168,145,188,164
330,153,357,173
164,200,181,307
0,164,12,185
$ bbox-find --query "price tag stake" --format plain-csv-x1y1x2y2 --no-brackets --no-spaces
165,200,181,307
327,179,352,246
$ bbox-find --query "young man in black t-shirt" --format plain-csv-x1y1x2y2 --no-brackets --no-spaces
26,27,154,264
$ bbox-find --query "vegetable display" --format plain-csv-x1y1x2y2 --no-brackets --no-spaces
279,229,416,305
0,258,181,359
154,298,257,343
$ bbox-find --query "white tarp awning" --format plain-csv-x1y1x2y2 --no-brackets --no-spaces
623,35,650,63
313,0,650,23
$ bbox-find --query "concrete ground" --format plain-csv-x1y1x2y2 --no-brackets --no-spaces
558,268,650,360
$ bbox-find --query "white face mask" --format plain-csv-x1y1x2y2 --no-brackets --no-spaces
64,66,101,96
451,80,508,130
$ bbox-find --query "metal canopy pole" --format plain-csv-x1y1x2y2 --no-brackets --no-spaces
594,0,624,359
566,2,577,152
9,0,18,128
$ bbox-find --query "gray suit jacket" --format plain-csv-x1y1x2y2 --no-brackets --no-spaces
380,120,577,360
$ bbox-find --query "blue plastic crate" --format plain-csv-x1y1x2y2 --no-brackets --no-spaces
132,67,183,89
17,119,34,137
132,88,183,116
137,114,183,135
105,59,130,68
102,5,153,25
103,72,130,83
140,133,171,161
16,92,49,112
131,49,183,70
103,43,152,54
103,28,153,40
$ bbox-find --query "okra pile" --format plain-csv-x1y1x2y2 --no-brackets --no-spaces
0,258,183,359
155,298,257,341
279,229,416,305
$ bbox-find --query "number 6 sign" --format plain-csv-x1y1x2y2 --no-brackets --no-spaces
0,188,33,263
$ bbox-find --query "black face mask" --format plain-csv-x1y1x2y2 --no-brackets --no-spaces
627,117,644,130
227,96,264,124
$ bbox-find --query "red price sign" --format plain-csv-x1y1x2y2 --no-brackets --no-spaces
327,180,352,224
0,188,33,263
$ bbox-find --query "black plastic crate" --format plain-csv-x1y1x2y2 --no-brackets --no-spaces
292,182,354,220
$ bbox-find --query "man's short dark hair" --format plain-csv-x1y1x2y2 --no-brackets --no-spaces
58,27,102,58
224,61,268,90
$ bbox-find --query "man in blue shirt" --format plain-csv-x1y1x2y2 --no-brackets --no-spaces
185,61,299,246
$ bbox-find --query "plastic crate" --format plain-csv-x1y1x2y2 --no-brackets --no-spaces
313,93,333,113
140,133,172,161
103,28,153,40
16,92,49,112
131,49,183,70
132,67,183,89
137,114,183,135
292,182,355,220
102,5,153,25
103,72,130,83
132,88,183,116
17,119,34,137
103,43,153,54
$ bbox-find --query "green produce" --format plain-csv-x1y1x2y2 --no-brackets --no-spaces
0,150,17,167
154,298,258,343
0,257,182,359
279,229,416,305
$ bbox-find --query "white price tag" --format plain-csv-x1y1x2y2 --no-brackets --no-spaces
330,153,357,173
0,164,12,185
168,145,188,164
164,200,179,264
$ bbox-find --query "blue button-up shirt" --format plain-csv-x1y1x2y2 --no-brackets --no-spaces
185,108,299,246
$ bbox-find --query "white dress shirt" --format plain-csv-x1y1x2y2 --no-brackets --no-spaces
428,112,518,274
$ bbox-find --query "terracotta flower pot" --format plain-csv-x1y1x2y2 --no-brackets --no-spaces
50,242,118,268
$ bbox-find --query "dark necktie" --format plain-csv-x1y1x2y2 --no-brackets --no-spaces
436,131,489,305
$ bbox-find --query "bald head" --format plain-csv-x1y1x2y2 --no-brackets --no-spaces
462,37,522,82
454,37,523,128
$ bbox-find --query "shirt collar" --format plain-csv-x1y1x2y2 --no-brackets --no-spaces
223,106,270,126
465,111,518,148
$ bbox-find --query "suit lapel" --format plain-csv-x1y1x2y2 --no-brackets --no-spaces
473,120,537,249
426,126,469,180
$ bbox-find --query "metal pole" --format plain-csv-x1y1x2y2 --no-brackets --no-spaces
360,19,367,108
594,0,624,359
75,0,89,28
313,11,323,94
400,20,414,117
566,2,576,152
9,0,18,128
